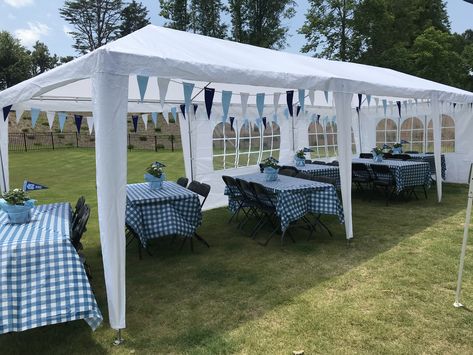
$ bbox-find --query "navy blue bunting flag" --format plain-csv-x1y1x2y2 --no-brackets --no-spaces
316,114,320,124
132,115,139,132
74,114,83,133
286,90,294,117
453,103,457,109
262,117,267,129
180,104,186,119
3,105,12,121
193,104,198,115
229,117,235,131
204,87,215,119
22,180,48,191
358,94,363,110
396,101,402,118
356,107,360,115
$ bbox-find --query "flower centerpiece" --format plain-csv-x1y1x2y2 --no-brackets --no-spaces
294,149,306,167
261,156,280,181
0,188,36,224
371,147,384,162
392,142,403,154
381,144,392,154
144,162,166,189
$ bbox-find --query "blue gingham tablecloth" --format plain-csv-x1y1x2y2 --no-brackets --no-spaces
352,158,431,194
225,173,344,231
126,182,202,247
408,154,446,180
0,203,102,334
296,164,341,188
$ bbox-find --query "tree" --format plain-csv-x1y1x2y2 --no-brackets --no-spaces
228,0,296,49
159,0,190,31
119,0,150,36
60,0,123,54
299,0,359,61
0,31,31,89
189,0,227,38
30,41,59,76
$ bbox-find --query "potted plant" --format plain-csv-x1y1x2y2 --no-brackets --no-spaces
261,157,280,181
393,142,403,154
0,188,36,224
144,162,166,189
381,144,392,154
371,147,384,162
294,149,306,167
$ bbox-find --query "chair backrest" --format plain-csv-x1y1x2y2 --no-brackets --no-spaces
311,160,326,165
235,178,257,202
72,196,85,221
176,177,189,188
390,154,411,161
249,181,277,210
71,204,90,249
359,153,373,159
259,163,264,173
279,166,298,177
188,181,211,207
305,159,312,164
383,153,393,159
352,162,371,180
295,171,313,180
371,164,394,181
310,176,337,186
404,151,419,154
327,160,339,166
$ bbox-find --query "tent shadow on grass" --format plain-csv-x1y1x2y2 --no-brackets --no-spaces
0,183,468,354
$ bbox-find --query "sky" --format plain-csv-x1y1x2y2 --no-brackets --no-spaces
0,0,471,57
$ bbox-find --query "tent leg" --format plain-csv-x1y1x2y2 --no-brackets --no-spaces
113,329,124,346
454,163,473,308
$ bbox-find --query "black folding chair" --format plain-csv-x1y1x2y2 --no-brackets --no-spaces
405,151,419,154
72,196,85,229
279,166,299,177
305,159,312,164
390,154,411,161
359,153,373,159
222,175,249,223
370,164,396,205
311,160,326,165
295,171,313,180
182,181,211,250
352,163,372,191
176,177,189,188
235,178,261,230
327,160,339,166
126,223,152,259
71,204,90,251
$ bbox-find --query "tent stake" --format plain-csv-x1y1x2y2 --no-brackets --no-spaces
454,163,473,308
113,329,124,345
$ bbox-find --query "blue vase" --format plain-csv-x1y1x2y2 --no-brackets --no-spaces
393,147,402,154
263,167,279,182
144,173,166,189
373,155,383,163
294,156,306,167
0,199,36,224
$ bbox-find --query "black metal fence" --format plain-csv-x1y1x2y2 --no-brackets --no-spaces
9,133,181,152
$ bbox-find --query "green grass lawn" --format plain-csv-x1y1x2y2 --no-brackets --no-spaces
1,148,473,354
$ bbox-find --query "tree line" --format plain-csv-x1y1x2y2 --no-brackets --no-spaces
1,0,472,92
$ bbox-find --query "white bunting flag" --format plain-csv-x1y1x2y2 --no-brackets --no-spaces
86,116,94,134
308,90,315,106
46,111,55,129
157,78,170,110
240,92,249,118
15,104,25,123
142,113,149,130
374,97,379,113
273,92,281,120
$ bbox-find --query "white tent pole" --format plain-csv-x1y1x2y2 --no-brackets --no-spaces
92,70,128,331
454,163,473,308
431,93,443,202
333,91,354,240
0,116,9,193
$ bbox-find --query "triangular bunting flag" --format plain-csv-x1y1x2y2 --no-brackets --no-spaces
367,95,371,106
46,111,55,129
324,91,329,103
137,75,149,103
256,93,265,119
183,82,194,113
74,114,83,133
382,99,387,116
170,107,177,122
15,105,25,123
375,98,379,113
229,116,235,131
286,90,294,117
396,101,402,118
204,87,215,119
151,112,158,127
308,90,315,106
3,105,12,121
273,92,281,122
262,117,267,130
193,104,198,115
86,116,94,134
358,94,363,109
240,93,249,118
58,112,67,132
296,105,301,116
180,104,186,119
31,108,41,128
221,90,232,122
298,89,305,114
157,77,170,110
142,113,148,130
132,115,139,132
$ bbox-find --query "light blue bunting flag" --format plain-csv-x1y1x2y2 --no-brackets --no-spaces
243,118,249,128
256,93,265,119
332,115,337,123
171,107,177,121
58,112,67,132
324,91,329,103
403,100,408,114
137,75,149,103
221,90,232,122
31,108,41,128
298,89,305,114
367,95,372,106
255,117,262,128
151,112,158,127
183,82,195,113
284,107,289,120
382,99,387,116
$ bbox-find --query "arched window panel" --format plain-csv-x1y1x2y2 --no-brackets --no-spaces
427,115,455,153
308,121,327,158
351,129,357,155
326,122,338,157
376,118,397,147
400,117,424,152
212,122,237,170
261,122,281,161
238,122,261,167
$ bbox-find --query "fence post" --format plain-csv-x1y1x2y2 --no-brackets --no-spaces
171,135,174,152
154,135,158,152
128,134,130,151
76,132,79,148
50,132,55,150
23,132,27,152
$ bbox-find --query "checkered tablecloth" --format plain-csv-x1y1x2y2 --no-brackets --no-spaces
352,158,431,194
126,182,202,247
408,154,446,180
225,173,344,231
296,164,341,188
0,203,102,334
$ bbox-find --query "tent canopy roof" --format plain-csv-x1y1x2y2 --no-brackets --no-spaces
1,24,473,109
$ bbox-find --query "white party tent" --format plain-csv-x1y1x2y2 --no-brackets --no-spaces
1,25,473,331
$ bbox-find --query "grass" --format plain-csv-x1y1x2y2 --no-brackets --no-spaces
1,148,473,354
